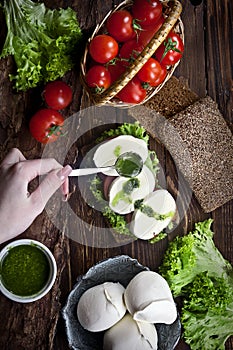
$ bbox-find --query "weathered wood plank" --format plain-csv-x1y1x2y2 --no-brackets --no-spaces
205,0,232,122
176,0,206,97
0,0,232,349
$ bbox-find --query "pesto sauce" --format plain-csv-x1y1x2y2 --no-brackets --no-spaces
136,201,174,221
1,245,50,296
112,178,140,207
114,145,121,158
115,152,143,177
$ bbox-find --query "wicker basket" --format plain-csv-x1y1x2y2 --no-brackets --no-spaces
80,0,184,107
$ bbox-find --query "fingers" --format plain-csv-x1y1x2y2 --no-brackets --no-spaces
17,158,64,183
61,178,70,196
1,148,26,166
30,165,72,210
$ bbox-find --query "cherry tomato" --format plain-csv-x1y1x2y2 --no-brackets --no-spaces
132,0,163,28
117,77,147,104
155,32,184,66
149,63,167,86
29,109,64,144
119,39,144,67
89,35,119,64
106,10,136,42
138,15,164,46
137,58,162,85
86,65,111,92
43,81,72,110
107,61,126,83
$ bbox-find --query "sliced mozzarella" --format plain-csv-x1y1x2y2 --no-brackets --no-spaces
124,271,177,325
103,313,158,350
77,282,126,332
130,189,176,240
93,135,148,176
109,165,155,215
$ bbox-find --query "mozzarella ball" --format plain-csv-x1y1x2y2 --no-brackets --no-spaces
103,313,158,350
124,271,177,324
77,282,126,332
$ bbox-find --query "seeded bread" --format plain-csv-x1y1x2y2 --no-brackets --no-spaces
129,76,199,137
166,96,233,212
129,93,233,212
144,76,199,118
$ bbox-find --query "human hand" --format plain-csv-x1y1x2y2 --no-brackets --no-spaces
0,148,72,244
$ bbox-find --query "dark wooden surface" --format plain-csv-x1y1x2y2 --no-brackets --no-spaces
0,0,232,349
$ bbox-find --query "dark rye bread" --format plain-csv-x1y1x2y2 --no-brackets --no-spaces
129,96,233,213
128,76,200,140
144,76,199,118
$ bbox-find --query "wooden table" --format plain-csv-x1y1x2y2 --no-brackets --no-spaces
0,0,232,349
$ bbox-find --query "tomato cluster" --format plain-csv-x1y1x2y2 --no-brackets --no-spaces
85,0,184,104
29,81,73,144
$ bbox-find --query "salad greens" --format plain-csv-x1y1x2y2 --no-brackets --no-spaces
96,121,150,145
90,122,160,239
160,219,233,350
0,0,82,91
90,176,132,236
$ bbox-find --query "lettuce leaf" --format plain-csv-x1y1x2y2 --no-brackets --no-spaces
160,219,233,350
0,0,82,91
96,121,149,145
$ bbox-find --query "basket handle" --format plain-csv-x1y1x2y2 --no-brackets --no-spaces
94,0,182,105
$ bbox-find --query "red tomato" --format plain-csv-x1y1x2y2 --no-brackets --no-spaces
132,0,163,27
155,32,184,66
106,10,136,42
43,81,72,110
150,64,167,86
86,65,111,92
29,109,64,144
119,39,144,67
138,15,164,46
107,61,126,83
89,35,119,64
137,58,162,85
117,77,147,104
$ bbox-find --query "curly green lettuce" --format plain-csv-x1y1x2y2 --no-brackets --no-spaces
96,121,150,145
160,219,233,350
181,270,233,350
160,219,232,296
0,0,82,91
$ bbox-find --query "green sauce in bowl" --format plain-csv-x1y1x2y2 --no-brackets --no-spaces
1,244,50,296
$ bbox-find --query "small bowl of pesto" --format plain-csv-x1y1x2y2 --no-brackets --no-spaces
0,239,57,303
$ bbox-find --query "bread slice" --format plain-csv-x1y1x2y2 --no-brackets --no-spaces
167,96,233,212
129,96,233,212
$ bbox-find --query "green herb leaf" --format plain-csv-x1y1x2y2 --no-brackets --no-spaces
1,0,82,91
159,219,233,350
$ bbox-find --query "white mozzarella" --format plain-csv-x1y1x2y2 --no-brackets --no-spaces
93,135,148,176
130,189,176,240
124,271,177,325
77,282,126,332
109,165,155,215
103,313,158,350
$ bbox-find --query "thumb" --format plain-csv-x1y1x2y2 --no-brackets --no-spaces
31,165,72,210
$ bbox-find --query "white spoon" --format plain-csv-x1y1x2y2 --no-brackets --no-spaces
69,152,143,177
